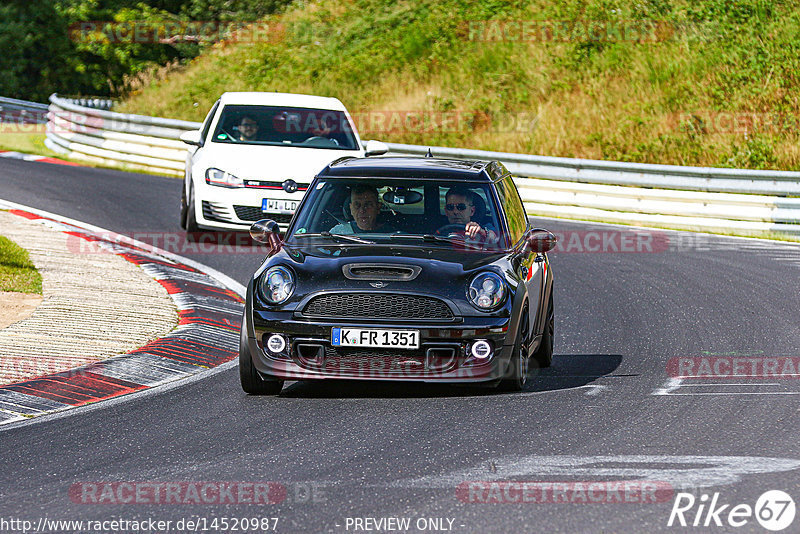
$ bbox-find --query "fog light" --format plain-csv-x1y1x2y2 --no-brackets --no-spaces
471,340,492,360
266,334,287,354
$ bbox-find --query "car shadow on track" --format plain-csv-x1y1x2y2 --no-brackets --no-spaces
278,354,624,398
524,353,625,393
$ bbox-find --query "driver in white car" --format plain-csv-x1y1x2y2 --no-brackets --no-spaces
438,186,498,243
235,115,260,142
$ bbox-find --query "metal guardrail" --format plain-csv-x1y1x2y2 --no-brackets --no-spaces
45,94,199,176
19,93,800,236
0,97,49,125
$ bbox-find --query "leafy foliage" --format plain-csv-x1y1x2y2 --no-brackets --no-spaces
0,0,292,101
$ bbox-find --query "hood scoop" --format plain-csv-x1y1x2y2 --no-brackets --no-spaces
342,263,421,281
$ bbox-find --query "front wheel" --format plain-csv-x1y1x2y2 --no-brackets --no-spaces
239,321,283,395
532,294,554,368
185,183,200,233
498,307,530,392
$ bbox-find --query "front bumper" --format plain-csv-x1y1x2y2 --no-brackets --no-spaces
248,315,514,383
193,182,302,231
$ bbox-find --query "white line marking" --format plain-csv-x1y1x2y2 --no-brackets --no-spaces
682,382,780,388
583,384,609,396
389,455,800,491
661,392,800,396
652,377,683,395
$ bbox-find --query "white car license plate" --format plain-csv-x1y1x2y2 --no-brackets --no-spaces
331,327,420,349
262,198,298,213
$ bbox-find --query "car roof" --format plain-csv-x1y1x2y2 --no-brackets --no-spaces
317,156,506,182
219,91,347,111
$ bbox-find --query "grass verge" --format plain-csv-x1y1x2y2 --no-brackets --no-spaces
117,0,800,170
0,234,43,294
0,133,60,158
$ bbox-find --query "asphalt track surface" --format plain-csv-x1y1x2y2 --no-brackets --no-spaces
1,158,799,533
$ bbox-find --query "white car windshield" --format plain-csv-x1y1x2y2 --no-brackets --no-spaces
211,104,359,150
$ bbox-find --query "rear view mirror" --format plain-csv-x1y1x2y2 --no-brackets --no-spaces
526,229,557,253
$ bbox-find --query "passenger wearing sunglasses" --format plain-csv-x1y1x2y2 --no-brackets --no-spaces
437,187,498,243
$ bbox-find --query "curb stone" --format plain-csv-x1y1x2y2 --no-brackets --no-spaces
0,204,245,426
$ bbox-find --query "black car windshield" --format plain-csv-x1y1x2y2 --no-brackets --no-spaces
286,179,509,250
211,105,359,150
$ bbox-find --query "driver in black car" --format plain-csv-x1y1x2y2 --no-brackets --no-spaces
438,186,498,243
330,185,396,234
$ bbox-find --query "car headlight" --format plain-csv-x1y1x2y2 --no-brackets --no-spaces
259,266,295,305
468,272,506,310
205,167,243,188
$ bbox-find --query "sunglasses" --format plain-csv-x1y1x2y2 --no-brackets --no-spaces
445,203,470,211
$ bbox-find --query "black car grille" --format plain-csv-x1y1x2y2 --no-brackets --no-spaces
303,293,454,320
233,205,293,224
322,346,426,375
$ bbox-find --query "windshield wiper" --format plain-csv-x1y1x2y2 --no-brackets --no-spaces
293,232,374,244
387,233,483,249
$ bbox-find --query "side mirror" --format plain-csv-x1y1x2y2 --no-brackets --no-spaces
179,130,203,147
526,229,557,254
364,140,389,157
250,219,282,251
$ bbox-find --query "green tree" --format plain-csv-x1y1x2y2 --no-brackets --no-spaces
0,2,79,101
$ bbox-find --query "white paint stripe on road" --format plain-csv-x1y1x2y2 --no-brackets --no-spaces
389,455,800,491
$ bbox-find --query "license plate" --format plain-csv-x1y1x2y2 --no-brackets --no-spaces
331,327,420,349
262,198,298,213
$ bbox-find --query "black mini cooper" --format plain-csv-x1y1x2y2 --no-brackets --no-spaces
239,156,556,394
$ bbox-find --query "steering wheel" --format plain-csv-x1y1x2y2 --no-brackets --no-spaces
302,136,339,146
437,223,467,236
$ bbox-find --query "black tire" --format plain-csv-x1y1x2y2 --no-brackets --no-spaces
239,323,283,395
185,183,200,234
179,182,189,230
532,294,554,368
499,306,530,392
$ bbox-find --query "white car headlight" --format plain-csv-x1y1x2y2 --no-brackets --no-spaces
259,266,295,305
205,167,244,188
468,272,506,310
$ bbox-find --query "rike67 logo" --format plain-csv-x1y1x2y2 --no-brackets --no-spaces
668,490,795,531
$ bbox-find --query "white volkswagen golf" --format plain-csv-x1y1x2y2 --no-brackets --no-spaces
179,92,387,232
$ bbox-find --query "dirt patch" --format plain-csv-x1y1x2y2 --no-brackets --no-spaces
0,291,42,329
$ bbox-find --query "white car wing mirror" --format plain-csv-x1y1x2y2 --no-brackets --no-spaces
180,130,204,147
364,140,389,157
